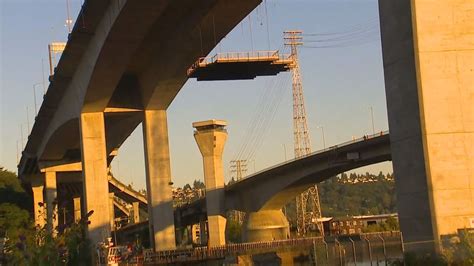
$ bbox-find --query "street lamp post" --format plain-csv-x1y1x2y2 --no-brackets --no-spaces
369,106,375,135
33,83,42,116
316,125,326,149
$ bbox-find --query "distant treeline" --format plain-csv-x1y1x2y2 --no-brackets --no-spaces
319,172,396,217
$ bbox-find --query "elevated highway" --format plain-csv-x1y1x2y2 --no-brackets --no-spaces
17,0,473,256
224,132,391,213
121,133,391,243
18,0,263,250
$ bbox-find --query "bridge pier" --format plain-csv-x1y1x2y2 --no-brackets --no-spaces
109,193,115,231
44,171,58,234
132,202,140,223
199,220,208,245
73,196,81,222
142,110,176,251
379,0,474,253
242,210,290,242
31,177,45,228
193,120,228,247
79,112,111,246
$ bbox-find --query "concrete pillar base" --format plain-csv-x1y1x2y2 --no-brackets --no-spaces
199,220,208,245
80,112,111,245
31,179,45,229
237,255,252,265
208,215,226,246
73,197,81,222
132,202,140,223
45,171,58,234
242,210,290,242
109,193,115,231
143,110,176,251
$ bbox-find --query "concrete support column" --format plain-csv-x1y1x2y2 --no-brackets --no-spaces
79,112,111,245
242,210,290,242
199,220,208,245
109,193,115,231
73,197,81,222
31,178,45,228
193,120,228,247
142,110,176,251
132,202,140,223
379,0,474,253
45,171,58,234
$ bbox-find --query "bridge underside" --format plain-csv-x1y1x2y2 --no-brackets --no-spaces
225,134,391,213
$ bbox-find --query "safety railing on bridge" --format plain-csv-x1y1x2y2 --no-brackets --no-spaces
187,50,294,76
141,231,403,265
236,130,389,183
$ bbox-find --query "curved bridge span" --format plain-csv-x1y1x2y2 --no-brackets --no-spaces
224,132,391,212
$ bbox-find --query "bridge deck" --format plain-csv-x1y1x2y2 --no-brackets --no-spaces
187,51,294,81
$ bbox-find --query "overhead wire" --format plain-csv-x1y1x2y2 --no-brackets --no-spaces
264,0,271,50
235,56,292,162
302,18,379,36
302,18,380,48
245,74,290,161
232,42,290,162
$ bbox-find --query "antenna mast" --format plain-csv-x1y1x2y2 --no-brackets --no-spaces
284,30,324,237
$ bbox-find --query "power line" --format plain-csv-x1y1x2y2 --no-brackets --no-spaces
301,18,380,48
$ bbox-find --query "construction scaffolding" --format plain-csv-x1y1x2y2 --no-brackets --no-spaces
187,50,294,81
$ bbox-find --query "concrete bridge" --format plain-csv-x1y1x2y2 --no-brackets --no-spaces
19,0,262,251
153,132,391,244
18,0,473,256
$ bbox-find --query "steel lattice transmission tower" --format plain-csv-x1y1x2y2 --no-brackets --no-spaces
284,30,324,237
229,160,248,224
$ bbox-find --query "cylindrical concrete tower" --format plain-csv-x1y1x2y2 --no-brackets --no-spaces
193,120,228,247
242,210,290,242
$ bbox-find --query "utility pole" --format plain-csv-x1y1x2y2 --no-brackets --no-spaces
230,159,248,223
284,30,324,237
317,125,326,149
369,106,375,135
230,159,248,181
65,0,73,33
26,106,30,134
20,124,24,148
16,140,19,165
41,59,46,94
33,83,41,116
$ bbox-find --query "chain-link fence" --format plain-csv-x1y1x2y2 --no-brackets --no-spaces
311,231,403,265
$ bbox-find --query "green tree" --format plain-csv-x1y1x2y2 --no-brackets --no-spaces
226,219,242,243
0,203,30,239
0,167,31,211
319,172,397,217
0,167,32,241
443,231,474,265
193,179,205,189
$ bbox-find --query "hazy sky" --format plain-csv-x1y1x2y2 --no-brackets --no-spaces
1,0,392,189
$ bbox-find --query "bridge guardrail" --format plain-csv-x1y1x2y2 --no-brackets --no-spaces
187,50,293,76
237,130,389,182
142,231,403,264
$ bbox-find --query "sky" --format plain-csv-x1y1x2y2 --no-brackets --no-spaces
1,0,392,190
